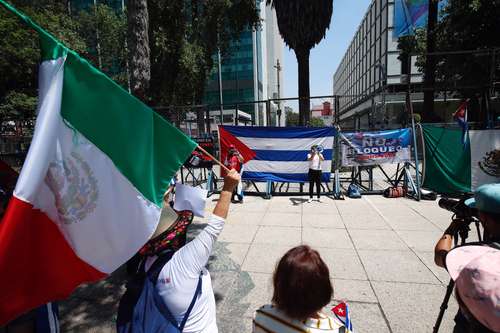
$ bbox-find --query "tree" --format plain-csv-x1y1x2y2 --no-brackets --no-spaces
147,0,259,130
285,109,299,126
76,4,128,88
267,0,333,126
0,0,87,121
414,0,500,122
127,0,150,102
309,117,325,127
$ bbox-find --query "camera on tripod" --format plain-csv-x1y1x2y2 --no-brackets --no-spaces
438,195,477,219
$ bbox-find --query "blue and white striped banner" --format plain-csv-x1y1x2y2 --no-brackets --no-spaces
222,126,336,182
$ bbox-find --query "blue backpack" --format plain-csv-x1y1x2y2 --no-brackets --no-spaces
347,183,362,199
116,251,202,333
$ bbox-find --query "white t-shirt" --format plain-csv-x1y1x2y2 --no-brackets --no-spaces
308,153,322,171
145,214,225,333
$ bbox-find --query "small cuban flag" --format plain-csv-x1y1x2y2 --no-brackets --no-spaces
453,99,469,147
332,302,353,332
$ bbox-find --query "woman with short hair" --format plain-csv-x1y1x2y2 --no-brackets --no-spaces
253,245,345,333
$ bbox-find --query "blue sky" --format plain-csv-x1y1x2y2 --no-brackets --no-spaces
282,0,372,100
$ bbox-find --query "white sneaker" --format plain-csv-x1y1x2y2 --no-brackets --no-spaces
316,198,321,203
307,198,313,203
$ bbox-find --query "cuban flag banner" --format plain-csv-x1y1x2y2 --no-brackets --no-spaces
220,126,335,183
340,129,412,167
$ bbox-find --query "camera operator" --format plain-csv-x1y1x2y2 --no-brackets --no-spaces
434,184,500,268
434,183,500,333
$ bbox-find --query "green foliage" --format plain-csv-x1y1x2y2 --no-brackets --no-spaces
147,0,260,107
0,1,87,120
0,1,128,120
413,0,500,96
285,109,299,126
309,117,326,127
76,4,127,87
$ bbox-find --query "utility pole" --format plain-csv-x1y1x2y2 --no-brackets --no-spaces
423,0,438,121
217,47,224,126
274,59,282,126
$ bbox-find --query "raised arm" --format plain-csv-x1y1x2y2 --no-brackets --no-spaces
169,170,240,277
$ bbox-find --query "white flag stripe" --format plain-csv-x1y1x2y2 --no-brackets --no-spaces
238,136,334,151
15,60,160,273
244,160,332,174
469,130,500,191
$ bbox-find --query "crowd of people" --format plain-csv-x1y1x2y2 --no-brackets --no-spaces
1,162,499,332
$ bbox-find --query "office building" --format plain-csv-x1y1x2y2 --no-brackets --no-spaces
332,0,458,130
204,1,284,126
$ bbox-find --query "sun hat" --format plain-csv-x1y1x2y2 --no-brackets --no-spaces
446,245,500,332
464,183,500,215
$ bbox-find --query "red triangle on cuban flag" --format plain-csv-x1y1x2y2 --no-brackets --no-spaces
218,125,256,176
332,302,347,318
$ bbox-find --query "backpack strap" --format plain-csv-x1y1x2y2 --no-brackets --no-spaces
146,250,175,283
146,250,203,332
178,273,203,331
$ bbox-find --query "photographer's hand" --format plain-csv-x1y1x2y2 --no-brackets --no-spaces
434,221,460,268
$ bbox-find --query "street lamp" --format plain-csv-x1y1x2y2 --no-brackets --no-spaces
274,59,282,126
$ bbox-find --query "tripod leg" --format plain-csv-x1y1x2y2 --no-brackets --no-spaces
433,279,455,333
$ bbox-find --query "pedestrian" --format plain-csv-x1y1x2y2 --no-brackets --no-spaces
434,183,500,332
445,245,500,333
226,145,244,203
253,245,345,332
307,145,324,203
117,170,241,333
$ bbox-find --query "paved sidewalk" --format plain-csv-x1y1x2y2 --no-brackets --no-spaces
61,194,466,332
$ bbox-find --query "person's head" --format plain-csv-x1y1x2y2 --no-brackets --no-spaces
465,183,500,239
446,245,500,332
310,145,317,153
272,245,333,321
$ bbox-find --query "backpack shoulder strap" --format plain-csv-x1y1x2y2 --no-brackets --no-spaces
178,273,203,331
146,250,175,283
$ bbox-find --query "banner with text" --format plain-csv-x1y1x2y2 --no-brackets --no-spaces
340,129,412,166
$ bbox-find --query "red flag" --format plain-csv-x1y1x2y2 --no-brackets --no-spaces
218,126,256,176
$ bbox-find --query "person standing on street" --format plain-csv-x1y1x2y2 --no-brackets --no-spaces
307,145,324,203
227,145,244,203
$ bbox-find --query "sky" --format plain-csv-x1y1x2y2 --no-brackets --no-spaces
282,0,372,103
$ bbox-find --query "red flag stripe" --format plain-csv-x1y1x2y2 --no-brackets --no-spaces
0,197,105,325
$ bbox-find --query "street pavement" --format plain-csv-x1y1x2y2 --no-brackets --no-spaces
61,194,469,332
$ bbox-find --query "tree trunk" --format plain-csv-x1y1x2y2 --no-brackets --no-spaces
296,49,311,126
127,0,150,102
423,0,438,122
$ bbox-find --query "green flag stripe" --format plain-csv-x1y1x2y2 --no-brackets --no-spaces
422,124,471,194
61,52,197,206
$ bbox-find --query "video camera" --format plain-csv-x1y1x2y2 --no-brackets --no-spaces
438,194,478,219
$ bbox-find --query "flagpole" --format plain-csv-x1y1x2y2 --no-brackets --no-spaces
197,145,231,173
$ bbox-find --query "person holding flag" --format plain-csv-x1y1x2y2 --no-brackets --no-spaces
225,145,245,203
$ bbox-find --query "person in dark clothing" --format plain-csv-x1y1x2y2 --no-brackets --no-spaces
307,145,324,203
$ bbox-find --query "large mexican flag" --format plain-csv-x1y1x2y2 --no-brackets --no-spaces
0,1,196,324
422,124,500,194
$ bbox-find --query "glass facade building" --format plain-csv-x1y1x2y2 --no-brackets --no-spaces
204,1,283,126
333,0,425,129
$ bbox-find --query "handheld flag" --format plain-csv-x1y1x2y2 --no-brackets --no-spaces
453,99,469,147
332,302,354,332
0,0,197,324
218,125,256,176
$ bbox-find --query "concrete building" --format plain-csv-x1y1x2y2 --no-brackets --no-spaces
311,101,333,126
204,1,284,126
332,0,458,130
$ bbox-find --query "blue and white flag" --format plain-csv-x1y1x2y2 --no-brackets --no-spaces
221,126,335,183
